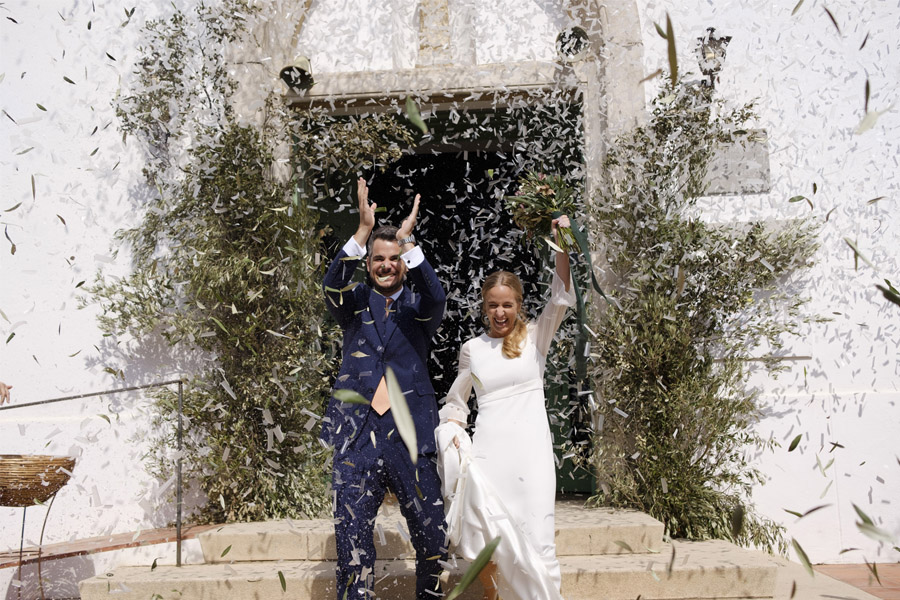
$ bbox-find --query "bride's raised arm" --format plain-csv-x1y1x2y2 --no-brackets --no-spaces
551,215,572,293
533,215,576,357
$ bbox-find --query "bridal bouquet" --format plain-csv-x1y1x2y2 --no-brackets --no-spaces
504,172,578,252
505,170,611,384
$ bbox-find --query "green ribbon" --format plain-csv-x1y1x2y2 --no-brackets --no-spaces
551,212,611,382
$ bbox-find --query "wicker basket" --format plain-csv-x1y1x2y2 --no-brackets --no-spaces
0,455,76,507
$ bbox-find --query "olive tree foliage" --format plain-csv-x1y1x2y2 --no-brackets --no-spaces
582,80,820,552
89,2,413,522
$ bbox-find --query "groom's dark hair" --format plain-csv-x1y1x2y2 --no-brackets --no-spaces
367,225,399,254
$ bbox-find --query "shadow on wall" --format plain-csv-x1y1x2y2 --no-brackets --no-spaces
2,554,95,600
82,328,211,389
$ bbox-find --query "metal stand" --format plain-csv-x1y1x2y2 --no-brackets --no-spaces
13,494,58,600
36,493,58,600
16,506,26,600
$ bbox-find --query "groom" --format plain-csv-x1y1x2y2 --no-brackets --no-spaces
320,178,448,599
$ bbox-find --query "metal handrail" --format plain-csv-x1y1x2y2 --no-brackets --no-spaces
1,379,187,567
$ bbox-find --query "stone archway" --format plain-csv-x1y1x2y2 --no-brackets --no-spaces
247,1,651,493
231,1,650,197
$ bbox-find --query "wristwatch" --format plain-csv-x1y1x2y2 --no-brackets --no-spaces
398,235,415,246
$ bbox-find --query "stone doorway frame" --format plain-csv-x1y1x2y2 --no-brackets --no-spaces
281,0,648,200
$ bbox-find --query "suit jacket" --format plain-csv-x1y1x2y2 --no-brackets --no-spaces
320,247,446,454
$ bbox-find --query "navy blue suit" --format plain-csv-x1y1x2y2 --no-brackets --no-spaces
321,245,447,599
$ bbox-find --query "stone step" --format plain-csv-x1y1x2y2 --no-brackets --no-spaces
79,539,778,600
197,498,664,563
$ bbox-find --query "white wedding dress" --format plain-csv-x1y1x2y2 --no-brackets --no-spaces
437,271,574,600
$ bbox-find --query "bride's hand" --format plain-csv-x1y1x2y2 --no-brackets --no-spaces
448,418,464,448
551,214,570,245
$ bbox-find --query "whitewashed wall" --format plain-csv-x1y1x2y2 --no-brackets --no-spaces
634,0,900,563
0,0,191,562
1,0,897,570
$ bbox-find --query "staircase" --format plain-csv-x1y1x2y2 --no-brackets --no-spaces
79,499,781,600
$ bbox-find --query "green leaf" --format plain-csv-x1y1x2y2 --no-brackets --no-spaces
63,76,76,84
851,503,874,526
865,560,881,585
791,0,804,15
4,202,22,212
729,505,745,538
97,414,111,424
278,570,286,591
665,14,677,86
823,6,841,35
613,540,634,553
856,521,894,543
150,558,158,571
788,434,802,452
37,103,47,111
220,544,232,557
5,332,14,344
843,238,875,271
666,542,676,574
791,538,814,577
800,504,830,518
785,504,830,519
864,78,870,113
333,389,369,405
639,69,663,84
209,316,230,335
543,236,565,253
876,283,900,307
445,536,501,600
654,22,667,39
386,366,417,465
4,226,16,255
788,195,813,209
405,96,428,134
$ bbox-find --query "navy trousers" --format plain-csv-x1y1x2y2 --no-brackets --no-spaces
333,410,447,599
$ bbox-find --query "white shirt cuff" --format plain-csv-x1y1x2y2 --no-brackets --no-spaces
342,237,366,258
401,245,425,268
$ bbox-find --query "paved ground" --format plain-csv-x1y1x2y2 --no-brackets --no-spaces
815,563,900,600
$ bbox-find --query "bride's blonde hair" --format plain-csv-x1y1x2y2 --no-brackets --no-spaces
481,270,528,359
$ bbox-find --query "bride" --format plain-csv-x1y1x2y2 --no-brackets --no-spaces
437,215,574,600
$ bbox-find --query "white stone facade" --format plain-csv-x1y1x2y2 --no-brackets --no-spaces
1,0,897,571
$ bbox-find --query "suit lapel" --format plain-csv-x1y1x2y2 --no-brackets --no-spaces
369,291,386,342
